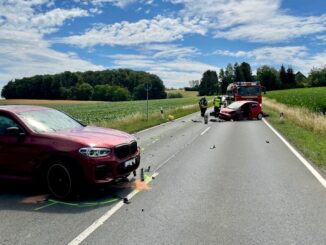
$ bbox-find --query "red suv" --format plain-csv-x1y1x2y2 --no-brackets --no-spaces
0,105,140,199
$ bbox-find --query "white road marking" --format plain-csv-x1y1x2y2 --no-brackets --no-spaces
263,118,326,189
200,127,211,136
68,173,159,245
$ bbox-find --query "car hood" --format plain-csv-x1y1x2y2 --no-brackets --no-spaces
221,108,236,113
51,126,136,147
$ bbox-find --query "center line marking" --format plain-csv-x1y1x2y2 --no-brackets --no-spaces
201,127,211,136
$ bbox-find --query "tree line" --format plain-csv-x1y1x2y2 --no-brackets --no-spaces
192,63,326,96
1,69,166,101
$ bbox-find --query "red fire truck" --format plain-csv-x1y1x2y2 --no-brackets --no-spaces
226,81,263,104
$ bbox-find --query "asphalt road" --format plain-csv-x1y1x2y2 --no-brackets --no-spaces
1,111,326,245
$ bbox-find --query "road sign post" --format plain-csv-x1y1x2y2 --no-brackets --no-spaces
144,83,152,120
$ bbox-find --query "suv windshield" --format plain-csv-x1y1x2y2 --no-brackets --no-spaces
17,109,83,133
238,86,260,96
227,102,242,110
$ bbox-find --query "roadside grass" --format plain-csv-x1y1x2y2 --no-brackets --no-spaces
264,97,326,135
263,99,326,169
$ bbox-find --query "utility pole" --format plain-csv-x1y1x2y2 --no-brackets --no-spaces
144,82,152,120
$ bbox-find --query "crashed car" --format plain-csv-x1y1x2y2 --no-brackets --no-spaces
219,101,263,121
0,105,140,199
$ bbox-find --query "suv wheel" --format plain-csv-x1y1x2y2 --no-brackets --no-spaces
47,163,76,199
257,113,263,120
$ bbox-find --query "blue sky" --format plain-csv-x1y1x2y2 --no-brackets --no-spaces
0,0,326,92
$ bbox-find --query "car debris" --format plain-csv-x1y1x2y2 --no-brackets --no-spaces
141,168,145,181
191,119,202,123
123,198,131,204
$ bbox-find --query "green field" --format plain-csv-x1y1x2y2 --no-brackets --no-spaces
265,87,326,113
166,89,199,98
0,97,208,124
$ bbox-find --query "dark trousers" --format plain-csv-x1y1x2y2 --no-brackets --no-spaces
214,106,220,117
200,108,207,117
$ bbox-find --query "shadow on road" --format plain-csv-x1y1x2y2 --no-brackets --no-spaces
0,177,140,213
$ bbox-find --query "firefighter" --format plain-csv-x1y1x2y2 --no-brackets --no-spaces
213,96,221,117
199,97,208,117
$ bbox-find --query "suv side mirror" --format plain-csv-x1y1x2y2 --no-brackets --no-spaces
6,127,25,137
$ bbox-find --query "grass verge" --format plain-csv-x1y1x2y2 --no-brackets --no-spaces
263,101,326,169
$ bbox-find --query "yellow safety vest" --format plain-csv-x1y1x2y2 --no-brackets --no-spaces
214,99,221,107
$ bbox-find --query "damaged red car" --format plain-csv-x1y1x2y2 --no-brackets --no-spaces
219,101,263,121
0,105,140,199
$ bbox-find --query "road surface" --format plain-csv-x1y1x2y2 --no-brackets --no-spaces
0,110,326,245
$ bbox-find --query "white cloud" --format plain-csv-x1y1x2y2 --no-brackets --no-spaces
31,8,89,33
75,0,156,8
0,1,88,34
0,34,104,88
317,35,326,42
141,44,200,58
215,46,326,74
215,46,308,63
0,0,103,93
74,0,137,8
168,0,326,43
215,15,326,42
109,53,219,87
57,16,207,47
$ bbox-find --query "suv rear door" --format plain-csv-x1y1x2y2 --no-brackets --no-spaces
0,113,37,177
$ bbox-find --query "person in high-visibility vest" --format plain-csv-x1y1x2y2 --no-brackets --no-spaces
213,96,222,117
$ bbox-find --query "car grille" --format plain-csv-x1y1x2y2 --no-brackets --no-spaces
114,141,138,159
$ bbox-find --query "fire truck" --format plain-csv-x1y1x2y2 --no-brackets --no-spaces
226,81,263,104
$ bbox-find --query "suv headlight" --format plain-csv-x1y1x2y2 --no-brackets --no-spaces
79,147,112,157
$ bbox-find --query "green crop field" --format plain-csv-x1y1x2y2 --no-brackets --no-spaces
166,89,199,98
265,87,326,114
0,97,209,124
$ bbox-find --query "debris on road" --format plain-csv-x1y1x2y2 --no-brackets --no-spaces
141,168,145,181
133,180,150,191
210,145,216,149
191,119,202,123
123,198,131,204
266,140,270,144
22,194,49,204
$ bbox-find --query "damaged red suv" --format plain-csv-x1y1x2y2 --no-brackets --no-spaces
0,105,140,199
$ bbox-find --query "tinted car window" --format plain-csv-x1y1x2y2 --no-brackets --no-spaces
0,115,20,135
238,86,260,96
